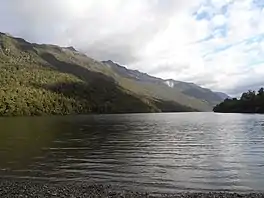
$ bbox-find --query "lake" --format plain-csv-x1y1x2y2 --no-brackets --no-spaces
0,112,263,193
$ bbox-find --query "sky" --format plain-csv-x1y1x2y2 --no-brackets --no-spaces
1,0,264,96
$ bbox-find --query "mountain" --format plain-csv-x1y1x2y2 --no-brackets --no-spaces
102,60,228,107
215,92,231,100
0,33,227,116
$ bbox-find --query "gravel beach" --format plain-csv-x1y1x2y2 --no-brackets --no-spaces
0,180,263,198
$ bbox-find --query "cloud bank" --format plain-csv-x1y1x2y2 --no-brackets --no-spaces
1,0,264,95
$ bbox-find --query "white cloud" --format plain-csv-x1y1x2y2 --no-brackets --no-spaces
0,0,264,95
211,14,226,27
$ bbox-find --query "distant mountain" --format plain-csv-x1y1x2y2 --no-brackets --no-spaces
102,60,228,107
215,92,231,100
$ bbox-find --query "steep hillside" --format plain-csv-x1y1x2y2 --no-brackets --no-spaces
167,80,226,106
0,33,202,116
102,60,227,108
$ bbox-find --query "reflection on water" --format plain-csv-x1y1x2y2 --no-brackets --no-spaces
0,113,264,193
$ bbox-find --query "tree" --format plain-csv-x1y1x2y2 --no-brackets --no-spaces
258,88,264,96
214,87,264,114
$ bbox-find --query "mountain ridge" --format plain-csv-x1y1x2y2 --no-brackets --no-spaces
102,60,229,107
0,33,228,116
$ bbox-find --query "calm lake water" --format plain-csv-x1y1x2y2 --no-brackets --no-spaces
0,113,264,193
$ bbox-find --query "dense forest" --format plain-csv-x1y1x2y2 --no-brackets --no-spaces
213,88,264,113
0,33,199,116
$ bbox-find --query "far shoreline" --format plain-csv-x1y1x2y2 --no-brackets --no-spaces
2,111,264,119
0,111,211,118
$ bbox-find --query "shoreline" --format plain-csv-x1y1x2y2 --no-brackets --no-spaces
0,111,208,118
0,180,263,198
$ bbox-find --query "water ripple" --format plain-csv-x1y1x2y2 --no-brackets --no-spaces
0,113,264,193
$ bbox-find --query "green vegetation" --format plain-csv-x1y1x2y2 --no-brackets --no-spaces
213,88,264,113
0,33,201,116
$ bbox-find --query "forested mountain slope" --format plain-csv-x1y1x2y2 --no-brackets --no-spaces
0,33,225,116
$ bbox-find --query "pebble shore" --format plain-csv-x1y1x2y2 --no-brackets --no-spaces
0,180,263,198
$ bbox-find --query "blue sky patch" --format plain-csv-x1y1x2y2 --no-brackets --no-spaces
252,0,264,8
